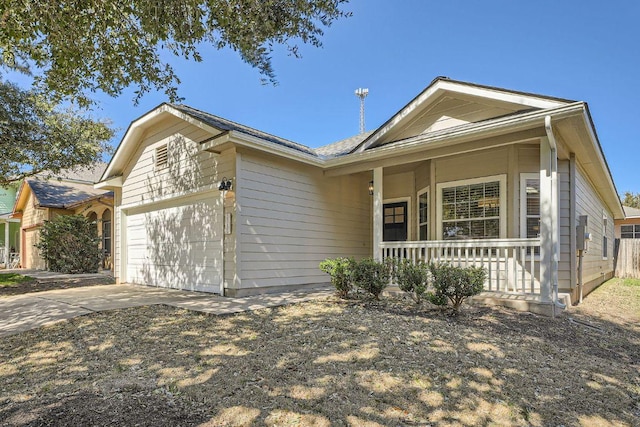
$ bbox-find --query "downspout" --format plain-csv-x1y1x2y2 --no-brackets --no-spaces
544,116,567,313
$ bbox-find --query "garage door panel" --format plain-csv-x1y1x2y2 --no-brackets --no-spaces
125,195,223,293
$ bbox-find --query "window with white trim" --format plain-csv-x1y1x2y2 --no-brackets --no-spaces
602,212,608,259
417,188,429,240
440,177,503,240
520,174,540,239
620,224,640,239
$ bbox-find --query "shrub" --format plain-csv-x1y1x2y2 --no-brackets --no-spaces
36,215,101,273
319,257,355,298
429,263,487,312
395,259,429,303
352,257,390,300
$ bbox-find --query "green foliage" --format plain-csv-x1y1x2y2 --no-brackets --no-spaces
0,81,113,185
351,258,390,300
35,215,102,274
425,291,448,307
0,0,351,105
429,263,487,312
319,257,355,298
395,259,429,303
0,273,35,287
621,191,640,209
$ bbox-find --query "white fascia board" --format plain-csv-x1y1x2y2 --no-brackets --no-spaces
357,79,568,153
325,103,586,169
438,80,568,109
95,176,123,189
102,104,228,183
204,131,324,167
579,110,625,219
101,105,176,181
357,86,446,153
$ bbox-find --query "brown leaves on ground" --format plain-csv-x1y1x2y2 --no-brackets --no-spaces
0,279,638,426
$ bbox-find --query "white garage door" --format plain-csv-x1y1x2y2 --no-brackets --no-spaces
125,194,223,293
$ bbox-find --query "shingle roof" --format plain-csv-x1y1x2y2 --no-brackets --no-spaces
171,104,318,157
37,162,109,184
316,131,374,159
623,206,640,218
27,178,112,209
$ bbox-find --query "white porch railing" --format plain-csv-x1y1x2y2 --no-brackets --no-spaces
0,247,4,265
381,238,541,295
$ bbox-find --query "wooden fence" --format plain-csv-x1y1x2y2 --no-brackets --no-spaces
614,238,640,278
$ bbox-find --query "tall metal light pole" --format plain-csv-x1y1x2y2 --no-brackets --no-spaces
355,88,369,134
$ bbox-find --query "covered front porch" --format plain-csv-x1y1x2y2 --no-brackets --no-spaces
363,137,563,314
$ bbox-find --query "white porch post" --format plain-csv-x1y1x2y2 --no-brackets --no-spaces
539,137,553,302
4,221,9,266
373,167,383,261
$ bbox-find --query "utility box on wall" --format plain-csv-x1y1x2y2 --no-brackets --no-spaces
577,215,592,252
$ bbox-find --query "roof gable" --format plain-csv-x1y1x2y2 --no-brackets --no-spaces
354,77,573,153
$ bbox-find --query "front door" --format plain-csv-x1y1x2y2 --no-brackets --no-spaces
383,201,408,241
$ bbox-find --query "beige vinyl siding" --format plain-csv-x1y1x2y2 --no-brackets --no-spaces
237,150,371,292
558,161,572,288
383,97,521,143
121,117,224,206
114,190,122,282
435,147,509,184
574,165,615,286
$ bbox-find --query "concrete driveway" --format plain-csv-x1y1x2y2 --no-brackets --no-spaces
0,284,332,337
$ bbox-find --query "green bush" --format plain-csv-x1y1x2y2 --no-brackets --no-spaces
319,257,355,298
395,259,429,303
352,257,390,300
36,215,101,273
429,263,486,312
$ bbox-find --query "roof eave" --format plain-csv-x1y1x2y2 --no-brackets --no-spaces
351,77,572,154
325,103,585,168
200,131,324,167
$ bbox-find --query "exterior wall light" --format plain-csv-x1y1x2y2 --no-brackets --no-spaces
368,180,374,196
219,177,232,191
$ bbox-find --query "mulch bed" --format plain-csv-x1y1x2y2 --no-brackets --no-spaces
0,279,638,426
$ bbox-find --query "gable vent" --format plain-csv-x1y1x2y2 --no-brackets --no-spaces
155,144,168,168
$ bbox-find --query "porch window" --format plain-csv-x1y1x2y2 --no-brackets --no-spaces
438,175,505,240
417,188,428,240
603,212,608,259
621,224,640,239
520,174,540,239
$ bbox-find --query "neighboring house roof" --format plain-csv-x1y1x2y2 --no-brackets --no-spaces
26,179,112,209
623,206,640,219
13,163,113,214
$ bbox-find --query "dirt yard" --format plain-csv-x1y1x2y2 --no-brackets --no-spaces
0,279,638,426
0,274,114,297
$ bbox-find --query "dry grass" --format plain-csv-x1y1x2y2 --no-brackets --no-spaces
0,278,638,426
0,275,114,297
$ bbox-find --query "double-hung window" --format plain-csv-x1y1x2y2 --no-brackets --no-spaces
520,174,541,239
417,188,429,240
603,212,608,259
438,175,506,240
620,224,640,239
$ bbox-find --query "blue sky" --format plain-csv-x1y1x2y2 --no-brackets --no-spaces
89,0,640,193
